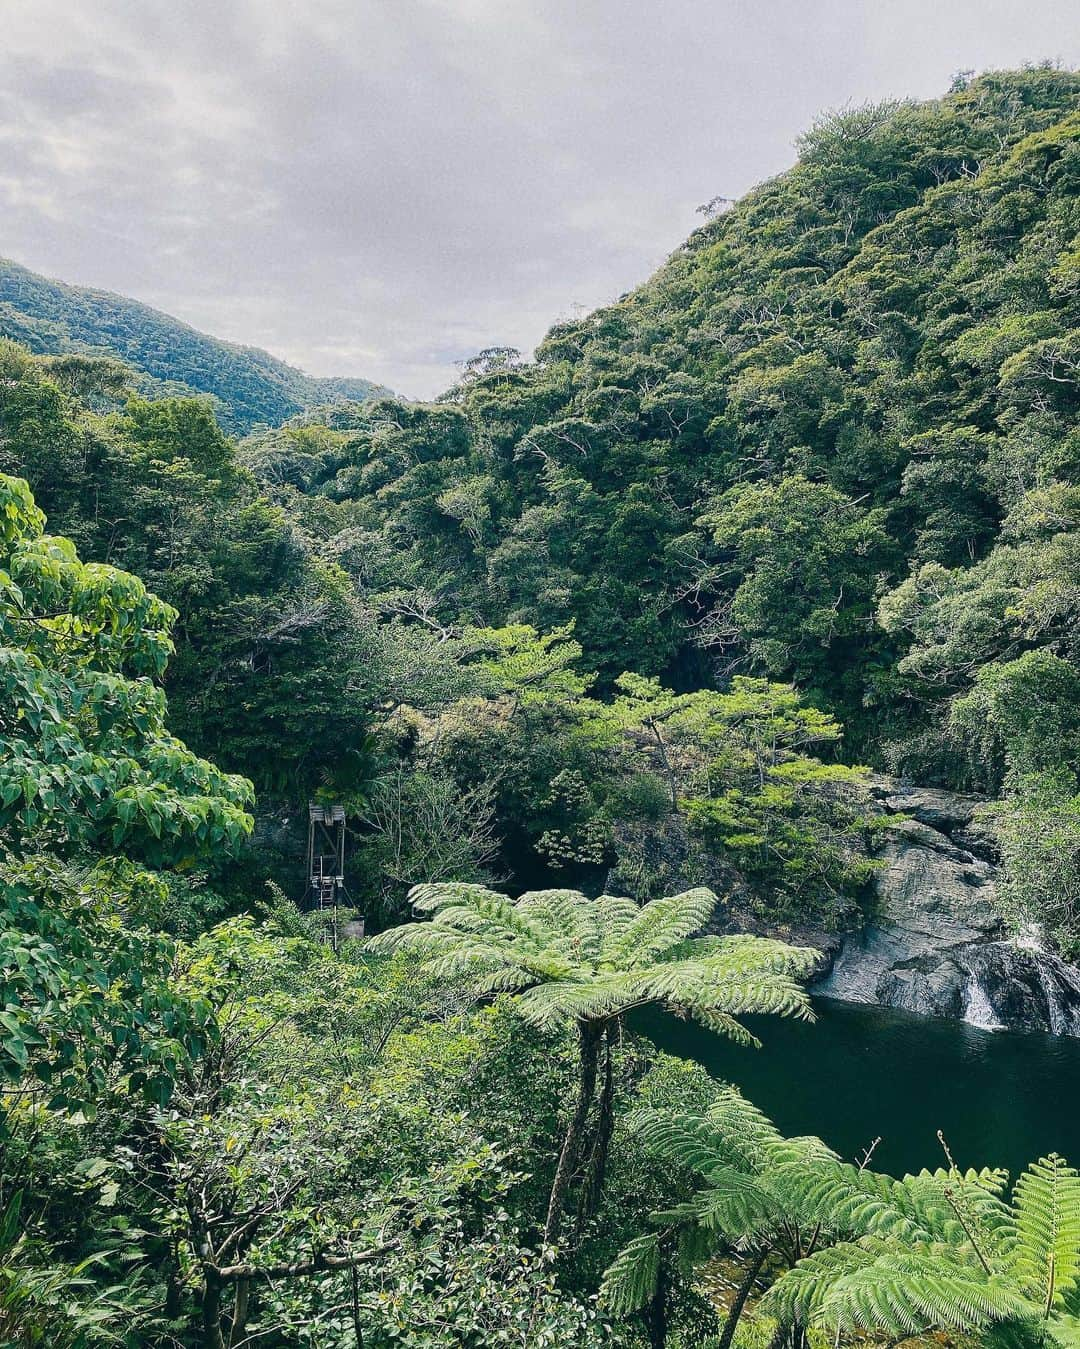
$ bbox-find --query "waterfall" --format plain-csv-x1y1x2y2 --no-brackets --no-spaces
1033,953,1080,1037
963,972,1005,1031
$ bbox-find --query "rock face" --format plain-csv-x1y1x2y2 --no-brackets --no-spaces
815,780,1080,1036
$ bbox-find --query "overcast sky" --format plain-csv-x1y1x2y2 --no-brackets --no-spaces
1,2,1079,399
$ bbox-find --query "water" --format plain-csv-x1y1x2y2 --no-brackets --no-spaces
638,996,1080,1179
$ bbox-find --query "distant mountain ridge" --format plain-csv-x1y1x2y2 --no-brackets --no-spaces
0,257,391,433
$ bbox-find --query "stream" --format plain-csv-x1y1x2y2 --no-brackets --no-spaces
639,996,1080,1179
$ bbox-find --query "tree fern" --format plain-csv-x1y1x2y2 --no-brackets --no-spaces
366,882,815,1241
762,1153,1080,1345
606,1084,1080,1349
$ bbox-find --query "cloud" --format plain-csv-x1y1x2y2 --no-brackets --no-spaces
0,0,1077,397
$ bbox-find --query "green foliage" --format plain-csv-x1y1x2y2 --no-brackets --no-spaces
983,770,1080,957
370,882,814,1246
763,1150,1080,1345
0,358,383,802
698,477,894,701
950,652,1080,789
0,854,216,1115
578,674,877,922
248,66,1080,771
600,1232,662,1315
368,883,815,1035
8,65,1080,1348
0,472,253,861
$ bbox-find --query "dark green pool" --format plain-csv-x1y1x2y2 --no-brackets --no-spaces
639,997,1080,1179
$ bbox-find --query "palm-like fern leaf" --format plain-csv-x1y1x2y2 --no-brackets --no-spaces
599,1233,661,1314
365,883,815,1043
769,1158,936,1245
605,887,718,967
765,1241,1029,1336
630,1108,733,1172
705,1087,787,1156
1048,1314,1080,1349
668,1167,777,1239
1012,1155,1080,1313
515,888,605,962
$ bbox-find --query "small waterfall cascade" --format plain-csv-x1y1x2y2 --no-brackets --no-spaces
963,972,1005,1031
957,938,1080,1037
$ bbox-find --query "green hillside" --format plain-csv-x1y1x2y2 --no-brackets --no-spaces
6,65,1080,1349
247,66,1080,781
0,257,391,432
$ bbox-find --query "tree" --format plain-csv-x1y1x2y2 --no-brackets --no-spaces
697,476,894,701
578,674,876,922
983,770,1080,958
601,1088,884,1349
0,473,254,1112
766,1149,1080,1348
367,883,815,1242
0,472,253,862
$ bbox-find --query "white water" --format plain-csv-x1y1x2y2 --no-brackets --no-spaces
963,974,1006,1031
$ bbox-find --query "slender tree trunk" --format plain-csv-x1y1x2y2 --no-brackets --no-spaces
228,1277,250,1348
578,1022,616,1226
165,1236,184,1320
648,721,679,810
644,1257,668,1349
716,1247,770,1349
202,1268,226,1349
544,1019,601,1244
352,1265,364,1346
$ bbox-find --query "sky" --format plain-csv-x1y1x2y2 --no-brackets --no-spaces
1,2,1079,399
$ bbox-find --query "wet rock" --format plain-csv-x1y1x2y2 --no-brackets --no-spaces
815,779,1080,1036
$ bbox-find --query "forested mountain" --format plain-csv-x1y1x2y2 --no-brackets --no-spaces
0,257,390,433
4,64,1080,1348
248,64,1080,770
241,65,1080,943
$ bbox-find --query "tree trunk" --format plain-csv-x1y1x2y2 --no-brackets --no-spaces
648,721,679,809
544,1019,601,1244
644,1257,668,1349
716,1247,770,1349
352,1265,364,1347
202,1268,225,1349
577,1022,616,1226
228,1277,250,1348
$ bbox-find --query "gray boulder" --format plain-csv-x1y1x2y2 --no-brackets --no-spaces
815,781,1080,1036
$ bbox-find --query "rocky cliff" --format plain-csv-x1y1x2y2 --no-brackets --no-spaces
815,781,1080,1036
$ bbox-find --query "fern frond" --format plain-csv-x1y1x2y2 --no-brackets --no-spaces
599,1233,661,1314
771,1158,934,1244
683,1007,760,1046
899,1168,1013,1253
593,894,644,951
705,1087,786,1156
1048,1312,1080,1349
768,1243,1028,1337
1013,1154,1080,1312
515,888,603,961
407,881,511,913
606,887,718,967
670,935,820,981
629,1109,731,1173
687,1167,777,1238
